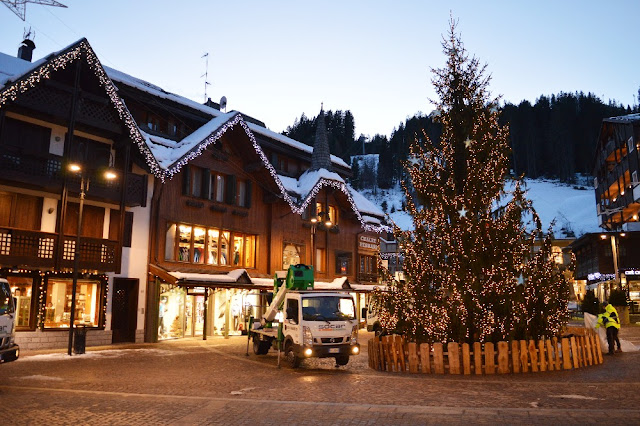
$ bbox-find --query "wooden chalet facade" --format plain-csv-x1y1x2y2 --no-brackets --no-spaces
0,39,153,349
593,114,640,230
0,37,386,346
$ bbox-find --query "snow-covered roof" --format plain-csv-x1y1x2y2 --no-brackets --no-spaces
605,113,640,123
0,51,44,89
169,269,250,284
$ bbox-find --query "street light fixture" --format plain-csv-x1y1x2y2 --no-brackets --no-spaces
66,162,117,356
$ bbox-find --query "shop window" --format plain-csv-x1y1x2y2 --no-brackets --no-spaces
158,286,185,340
551,246,563,264
44,278,103,328
207,229,219,265
165,223,176,261
316,202,324,217
193,227,206,263
283,243,302,270
244,235,256,268
335,252,352,275
7,276,36,329
232,235,244,266
220,231,230,265
315,248,326,272
178,225,192,262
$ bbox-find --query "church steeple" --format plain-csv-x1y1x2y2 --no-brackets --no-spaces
310,103,332,171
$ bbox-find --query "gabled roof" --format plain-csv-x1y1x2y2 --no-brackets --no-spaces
0,38,388,233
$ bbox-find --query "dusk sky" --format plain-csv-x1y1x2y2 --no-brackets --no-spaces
1,0,638,138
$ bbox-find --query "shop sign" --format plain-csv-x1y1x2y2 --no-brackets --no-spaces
587,272,615,282
359,235,379,251
623,269,640,276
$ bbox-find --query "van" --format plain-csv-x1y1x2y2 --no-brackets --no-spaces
0,278,20,363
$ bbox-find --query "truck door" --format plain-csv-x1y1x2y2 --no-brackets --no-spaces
284,298,300,344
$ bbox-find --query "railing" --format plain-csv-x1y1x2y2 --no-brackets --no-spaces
0,150,147,207
0,227,119,271
358,272,379,283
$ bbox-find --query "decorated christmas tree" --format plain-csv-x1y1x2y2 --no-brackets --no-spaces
378,20,570,344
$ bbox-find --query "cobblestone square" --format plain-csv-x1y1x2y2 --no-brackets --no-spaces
2,330,640,425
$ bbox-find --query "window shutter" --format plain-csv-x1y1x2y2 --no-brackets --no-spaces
245,180,252,208
202,169,211,200
123,212,134,248
182,165,191,195
225,175,236,205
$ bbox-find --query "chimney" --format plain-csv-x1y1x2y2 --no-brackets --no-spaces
18,39,35,62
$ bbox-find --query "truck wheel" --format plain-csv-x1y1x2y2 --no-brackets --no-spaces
285,341,301,368
253,337,270,355
335,355,349,366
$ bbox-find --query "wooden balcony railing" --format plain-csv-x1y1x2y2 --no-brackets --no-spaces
0,150,147,207
0,227,119,272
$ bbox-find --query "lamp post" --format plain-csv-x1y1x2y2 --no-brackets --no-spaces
67,163,116,356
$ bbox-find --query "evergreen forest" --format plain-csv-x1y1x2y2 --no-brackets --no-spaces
283,91,639,187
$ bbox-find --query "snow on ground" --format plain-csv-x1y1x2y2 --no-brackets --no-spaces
19,348,182,362
359,178,600,237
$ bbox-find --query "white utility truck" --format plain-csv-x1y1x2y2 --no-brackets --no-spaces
0,278,20,363
248,264,360,368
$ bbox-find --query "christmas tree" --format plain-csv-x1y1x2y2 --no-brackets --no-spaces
378,19,569,344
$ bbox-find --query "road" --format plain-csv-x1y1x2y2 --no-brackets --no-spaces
1,330,639,425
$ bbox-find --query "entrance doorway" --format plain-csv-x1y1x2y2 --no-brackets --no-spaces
185,295,204,337
111,278,139,343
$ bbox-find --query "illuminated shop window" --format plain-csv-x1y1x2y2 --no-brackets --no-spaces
193,227,205,264
44,279,102,328
178,225,192,262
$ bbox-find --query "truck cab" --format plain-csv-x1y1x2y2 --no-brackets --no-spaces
0,278,20,363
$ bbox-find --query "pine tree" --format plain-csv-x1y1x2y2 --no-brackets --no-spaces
377,19,569,344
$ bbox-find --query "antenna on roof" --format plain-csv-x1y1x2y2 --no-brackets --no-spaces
201,52,211,103
220,96,227,113
1,0,67,21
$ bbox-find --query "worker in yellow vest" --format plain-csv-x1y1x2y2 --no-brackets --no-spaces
596,301,621,354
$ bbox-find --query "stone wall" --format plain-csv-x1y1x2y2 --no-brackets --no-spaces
15,329,113,351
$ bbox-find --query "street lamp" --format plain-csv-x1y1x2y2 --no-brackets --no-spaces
310,211,332,271
67,162,117,356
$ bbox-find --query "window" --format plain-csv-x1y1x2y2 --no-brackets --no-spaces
190,168,203,197
315,248,326,272
283,244,303,270
335,252,352,275
178,225,192,262
328,205,338,225
193,227,205,263
211,173,225,203
166,222,256,268
286,298,299,322
359,255,377,280
123,212,134,248
44,278,104,328
628,136,635,153
244,235,256,268
7,276,36,329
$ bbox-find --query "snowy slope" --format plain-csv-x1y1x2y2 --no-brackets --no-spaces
360,178,600,237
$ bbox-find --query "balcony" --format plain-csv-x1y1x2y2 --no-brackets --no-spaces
0,149,147,207
0,227,120,272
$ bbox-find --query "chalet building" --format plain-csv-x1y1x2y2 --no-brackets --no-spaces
568,232,640,312
593,114,640,231
0,36,387,347
0,39,152,349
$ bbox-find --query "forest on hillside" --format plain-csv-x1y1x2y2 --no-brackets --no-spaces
283,91,639,187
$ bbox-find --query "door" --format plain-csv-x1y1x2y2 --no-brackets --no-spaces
111,278,139,343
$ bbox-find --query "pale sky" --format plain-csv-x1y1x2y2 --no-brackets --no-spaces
1,1,638,138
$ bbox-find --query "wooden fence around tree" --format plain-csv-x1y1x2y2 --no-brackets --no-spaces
367,327,603,374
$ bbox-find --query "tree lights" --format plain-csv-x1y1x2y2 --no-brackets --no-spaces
376,20,570,344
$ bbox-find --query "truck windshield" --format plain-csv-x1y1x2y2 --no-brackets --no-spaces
0,283,14,315
302,296,355,321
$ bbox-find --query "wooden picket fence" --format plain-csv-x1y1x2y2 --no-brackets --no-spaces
367,327,603,374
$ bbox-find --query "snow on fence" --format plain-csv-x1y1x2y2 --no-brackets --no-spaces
367,327,603,374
